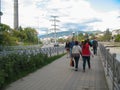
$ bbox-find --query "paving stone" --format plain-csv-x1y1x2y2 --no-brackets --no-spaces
5,48,109,90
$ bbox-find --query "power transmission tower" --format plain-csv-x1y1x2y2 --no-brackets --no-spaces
50,15,60,44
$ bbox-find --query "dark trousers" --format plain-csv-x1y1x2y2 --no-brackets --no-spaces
73,56,80,69
82,56,90,70
93,47,97,55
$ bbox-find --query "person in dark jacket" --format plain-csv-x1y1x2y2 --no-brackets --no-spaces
65,40,70,58
92,38,98,55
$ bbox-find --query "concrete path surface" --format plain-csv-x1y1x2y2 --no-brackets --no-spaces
5,49,108,90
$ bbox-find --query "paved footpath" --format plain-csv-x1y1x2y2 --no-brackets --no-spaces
5,48,108,90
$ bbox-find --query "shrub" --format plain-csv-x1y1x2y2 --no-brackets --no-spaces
0,52,65,89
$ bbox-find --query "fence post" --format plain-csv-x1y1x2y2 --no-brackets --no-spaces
50,47,51,57
104,46,107,67
106,49,109,76
57,47,59,55
62,47,65,53
112,53,116,90
0,45,2,51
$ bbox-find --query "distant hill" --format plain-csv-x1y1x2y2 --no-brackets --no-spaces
85,30,102,34
39,30,102,38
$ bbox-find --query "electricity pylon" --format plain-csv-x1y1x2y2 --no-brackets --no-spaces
50,15,60,44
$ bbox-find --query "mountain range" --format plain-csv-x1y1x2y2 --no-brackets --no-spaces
39,30,102,39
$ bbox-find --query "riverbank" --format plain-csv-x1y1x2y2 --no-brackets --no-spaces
100,42,120,47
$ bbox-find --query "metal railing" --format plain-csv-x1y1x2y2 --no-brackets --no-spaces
99,43,120,90
0,46,65,57
0,45,43,51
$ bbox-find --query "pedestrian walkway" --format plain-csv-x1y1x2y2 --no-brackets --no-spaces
5,48,108,90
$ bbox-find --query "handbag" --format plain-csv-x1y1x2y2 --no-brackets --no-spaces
70,58,74,67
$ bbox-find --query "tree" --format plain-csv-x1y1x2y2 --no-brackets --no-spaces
23,27,38,44
114,34,120,42
0,24,40,45
78,33,85,41
57,38,65,43
0,24,16,45
103,28,112,41
0,23,12,32
11,30,26,42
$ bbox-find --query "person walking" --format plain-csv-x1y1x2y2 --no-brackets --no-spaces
69,38,75,67
72,41,82,71
86,38,93,47
65,40,70,58
81,39,93,72
92,38,98,55
69,38,75,58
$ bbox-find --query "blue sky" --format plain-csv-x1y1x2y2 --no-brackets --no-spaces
89,0,120,11
1,0,120,35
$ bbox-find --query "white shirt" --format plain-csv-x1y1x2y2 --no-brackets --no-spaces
72,45,82,54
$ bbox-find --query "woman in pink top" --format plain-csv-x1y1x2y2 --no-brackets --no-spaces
81,39,93,72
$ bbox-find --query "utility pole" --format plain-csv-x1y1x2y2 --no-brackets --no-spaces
14,0,19,30
36,16,39,45
0,0,3,24
50,15,60,44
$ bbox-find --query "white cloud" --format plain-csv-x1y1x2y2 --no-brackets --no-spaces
89,10,120,31
1,0,120,35
2,0,13,27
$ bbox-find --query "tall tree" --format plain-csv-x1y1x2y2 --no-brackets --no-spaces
114,34,120,42
24,27,38,44
103,28,112,41
0,24,17,45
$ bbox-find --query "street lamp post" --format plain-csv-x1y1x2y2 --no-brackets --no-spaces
77,31,78,40
14,0,19,29
0,0,3,24
72,32,75,39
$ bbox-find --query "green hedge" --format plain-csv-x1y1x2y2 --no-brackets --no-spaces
0,52,65,89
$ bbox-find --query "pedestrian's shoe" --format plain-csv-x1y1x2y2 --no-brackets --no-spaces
89,66,91,69
75,68,78,71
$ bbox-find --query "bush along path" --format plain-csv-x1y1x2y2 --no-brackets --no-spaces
0,51,65,90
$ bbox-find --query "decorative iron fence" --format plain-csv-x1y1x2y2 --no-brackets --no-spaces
0,45,65,57
0,45,42,51
99,43,120,90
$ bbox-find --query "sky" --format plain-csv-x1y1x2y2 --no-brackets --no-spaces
1,0,120,35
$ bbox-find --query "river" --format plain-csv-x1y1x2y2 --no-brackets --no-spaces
107,47,120,62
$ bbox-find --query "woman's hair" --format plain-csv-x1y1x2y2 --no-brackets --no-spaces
83,39,88,48
83,40,87,45
75,41,78,45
